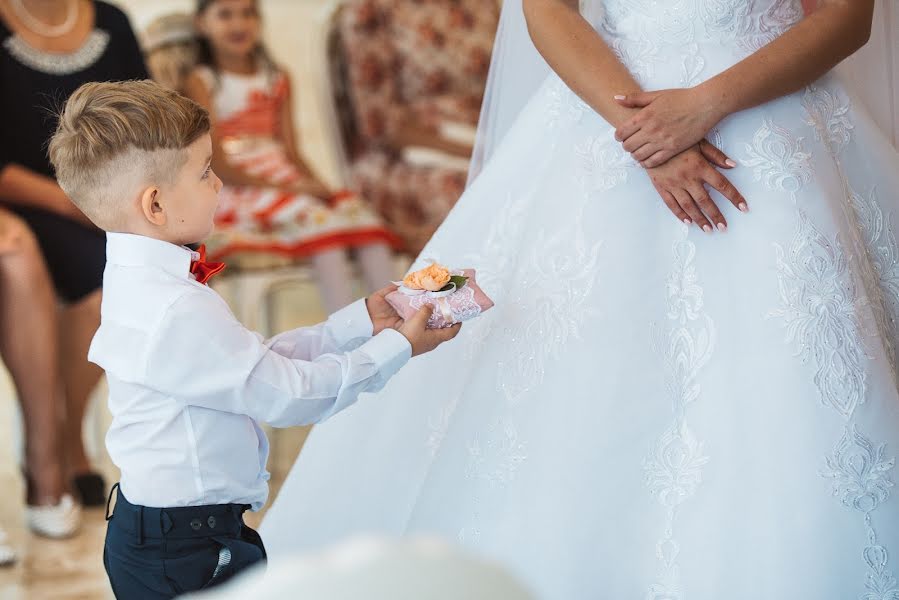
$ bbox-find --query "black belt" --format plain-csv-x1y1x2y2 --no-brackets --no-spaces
106,483,251,543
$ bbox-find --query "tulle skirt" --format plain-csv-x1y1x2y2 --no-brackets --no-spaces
261,67,899,599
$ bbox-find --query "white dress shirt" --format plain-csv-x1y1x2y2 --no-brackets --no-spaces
90,233,411,510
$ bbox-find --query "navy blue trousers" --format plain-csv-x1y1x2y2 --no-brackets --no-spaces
103,485,266,599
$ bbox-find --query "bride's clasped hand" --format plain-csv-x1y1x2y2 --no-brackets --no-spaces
613,86,749,233
614,86,729,168
643,142,748,233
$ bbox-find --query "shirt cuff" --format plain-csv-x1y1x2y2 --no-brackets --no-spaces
327,299,375,347
358,329,412,384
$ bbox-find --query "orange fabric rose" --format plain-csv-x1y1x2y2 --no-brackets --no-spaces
403,263,451,292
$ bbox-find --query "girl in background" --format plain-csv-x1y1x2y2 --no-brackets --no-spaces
183,0,400,313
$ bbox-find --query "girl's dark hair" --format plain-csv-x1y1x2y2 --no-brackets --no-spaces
194,0,278,85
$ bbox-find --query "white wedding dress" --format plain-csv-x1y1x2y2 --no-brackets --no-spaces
261,1,899,598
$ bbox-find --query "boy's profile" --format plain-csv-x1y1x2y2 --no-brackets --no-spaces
49,79,459,599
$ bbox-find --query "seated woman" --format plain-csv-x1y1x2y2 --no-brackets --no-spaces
0,0,149,519
337,0,499,254
0,208,78,539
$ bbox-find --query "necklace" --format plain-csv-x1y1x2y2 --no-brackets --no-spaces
9,0,79,38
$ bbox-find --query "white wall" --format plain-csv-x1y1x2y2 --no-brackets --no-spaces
114,0,345,182
838,0,899,148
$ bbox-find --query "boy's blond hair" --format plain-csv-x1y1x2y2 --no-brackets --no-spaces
48,80,210,230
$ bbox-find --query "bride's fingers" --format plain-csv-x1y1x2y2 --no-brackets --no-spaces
673,188,712,233
704,168,749,213
657,188,691,224
614,118,643,143
632,142,660,163
613,92,655,109
641,149,672,169
689,183,727,232
698,139,737,169
622,130,650,153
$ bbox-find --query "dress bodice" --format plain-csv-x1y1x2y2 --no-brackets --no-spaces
195,66,287,141
582,0,804,87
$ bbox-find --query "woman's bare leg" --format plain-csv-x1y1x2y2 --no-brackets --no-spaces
59,289,103,477
0,212,65,504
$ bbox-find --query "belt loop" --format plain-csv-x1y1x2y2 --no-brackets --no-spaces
162,511,173,534
105,482,120,522
137,506,144,546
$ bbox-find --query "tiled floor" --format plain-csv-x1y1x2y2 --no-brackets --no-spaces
0,281,327,600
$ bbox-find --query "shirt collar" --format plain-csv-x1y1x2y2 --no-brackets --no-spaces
106,232,198,279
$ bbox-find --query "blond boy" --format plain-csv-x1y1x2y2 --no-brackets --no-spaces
49,80,459,599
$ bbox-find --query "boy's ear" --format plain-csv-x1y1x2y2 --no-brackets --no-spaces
140,186,166,227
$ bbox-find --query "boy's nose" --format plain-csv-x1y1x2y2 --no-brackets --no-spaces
213,172,223,192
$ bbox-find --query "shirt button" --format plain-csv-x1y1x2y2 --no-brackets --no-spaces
190,518,203,531
207,516,217,529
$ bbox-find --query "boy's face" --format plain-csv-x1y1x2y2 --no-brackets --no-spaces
163,134,222,245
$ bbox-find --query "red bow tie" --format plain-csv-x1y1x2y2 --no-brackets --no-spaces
190,245,226,285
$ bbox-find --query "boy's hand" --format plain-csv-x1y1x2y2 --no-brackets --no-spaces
399,305,461,357
366,285,403,335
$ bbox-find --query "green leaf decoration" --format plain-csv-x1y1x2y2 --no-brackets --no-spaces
449,275,469,289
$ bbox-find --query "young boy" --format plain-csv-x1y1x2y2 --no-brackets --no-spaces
48,80,459,599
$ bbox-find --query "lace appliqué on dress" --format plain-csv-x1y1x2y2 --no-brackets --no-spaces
644,225,715,599
460,218,601,544
770,212,869,418
803,84,854,153
823,426,898,600
545,78,589,130
576,132,637,197
848,184,899,372
497,224,602,405
772,211,897,599
423,192,530,458
797,83,899,600
742,118,812,195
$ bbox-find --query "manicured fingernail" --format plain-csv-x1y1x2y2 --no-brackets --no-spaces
683,218,692,224
614,95,626,100
702,224,713,233
738,202,749,213
717,222,727,232
725,159,737,167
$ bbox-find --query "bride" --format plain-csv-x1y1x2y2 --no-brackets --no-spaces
261,0,899,597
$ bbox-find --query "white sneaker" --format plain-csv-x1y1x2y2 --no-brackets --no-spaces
0,528,15,566
25,494,81,539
